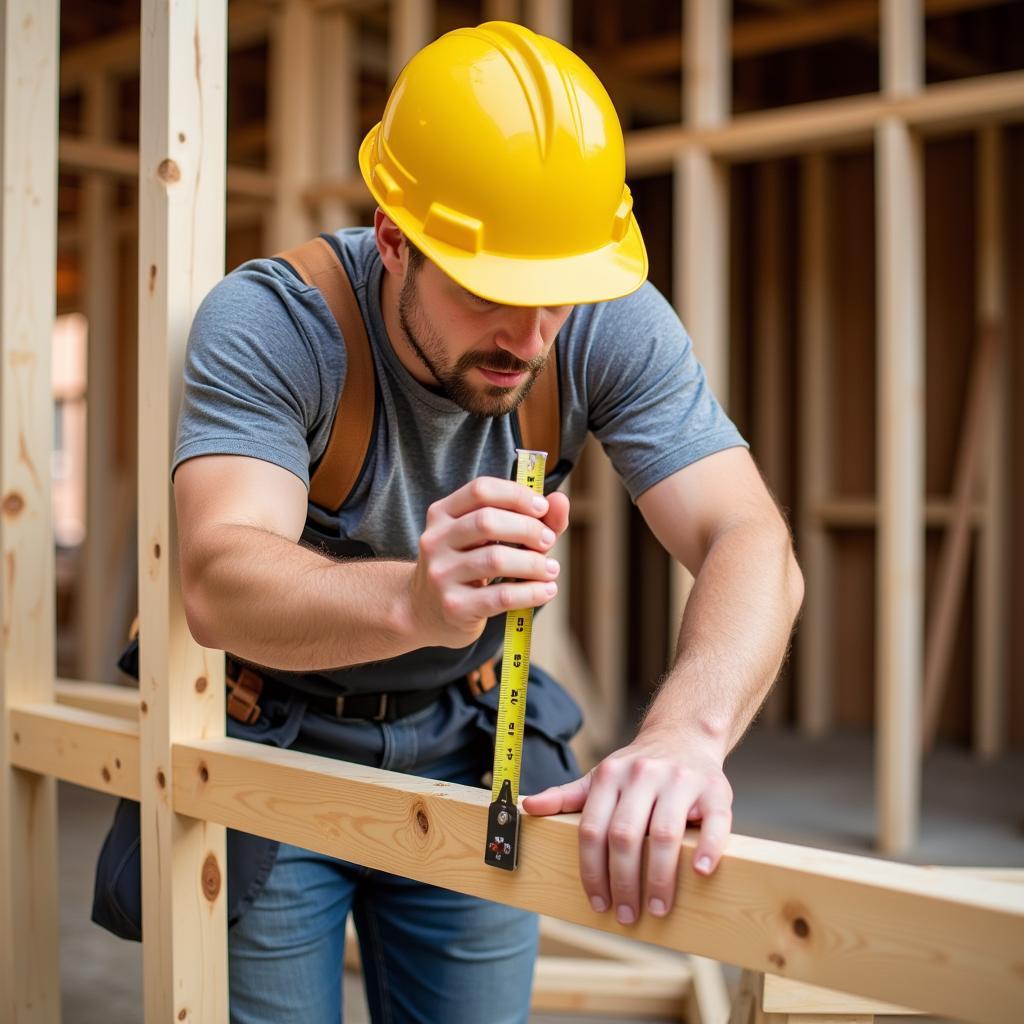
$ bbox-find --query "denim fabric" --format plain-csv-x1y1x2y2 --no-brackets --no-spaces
228,706,540,1024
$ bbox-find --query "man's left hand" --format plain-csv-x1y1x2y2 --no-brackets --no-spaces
521,728,732,925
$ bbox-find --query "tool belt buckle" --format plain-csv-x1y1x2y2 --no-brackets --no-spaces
227,666,263,725
334,693,389,722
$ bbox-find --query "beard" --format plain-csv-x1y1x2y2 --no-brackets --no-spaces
397,269,549,418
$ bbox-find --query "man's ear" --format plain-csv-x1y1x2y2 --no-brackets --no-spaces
374,209,407,276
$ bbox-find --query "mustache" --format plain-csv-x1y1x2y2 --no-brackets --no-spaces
457,351,547,374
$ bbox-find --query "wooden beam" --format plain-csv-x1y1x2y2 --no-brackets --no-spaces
601,0,1015,76
137,2,229,1020
59,0,274,94
483,0,520,21
625,69,1024,173
531,957,691,1017
9,704,140,801
171,735,1024,1023
56,679,140,721
0,2,61,1019
973,125,1009,760
815,497,985,527
796,154,834,738
390,0,434,84
58,135,275,199
882,0,923,95
874,0,924,857
524,0,570,44
762,974,917,1016
267,0,317,250
673,0,732,638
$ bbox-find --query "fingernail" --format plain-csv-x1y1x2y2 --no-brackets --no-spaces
649,898,666,916
616,905,635,925
533,496,548,513
696,855,712,874
545,558,559,575
540,528,556,546
590,896,608,913
544,582,557,596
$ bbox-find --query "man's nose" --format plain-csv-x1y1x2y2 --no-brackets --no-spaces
496,307,546,362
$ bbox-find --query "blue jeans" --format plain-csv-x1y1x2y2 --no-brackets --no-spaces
227,704,540,1023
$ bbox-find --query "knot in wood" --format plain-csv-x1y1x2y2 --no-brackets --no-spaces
148,264,157,295
140,700,148,715
202,853,221,901
178,1010,187,1021
768,952,786,969
198,763,209,783
2,491,24,517
792,916,810,939
153,542,161,560
156,769,166,789
195,675,208,693
157,158,181,183
101,766,111,783
414,805,429,835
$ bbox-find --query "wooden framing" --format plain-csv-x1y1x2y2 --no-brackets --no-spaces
136,2,229,1020
875,0,925,855
0,2,61,1019
4,1,1024,1019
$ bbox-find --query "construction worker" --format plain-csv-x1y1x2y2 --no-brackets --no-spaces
93,20,803,1023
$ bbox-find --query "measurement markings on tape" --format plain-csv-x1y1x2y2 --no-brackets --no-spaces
484,448,547,872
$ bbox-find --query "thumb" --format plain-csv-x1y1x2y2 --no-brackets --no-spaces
522,774,590,816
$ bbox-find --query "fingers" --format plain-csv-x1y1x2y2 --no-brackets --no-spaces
576,765,622,915
690,781,733,877
446,506,557,554
446,545,558,586
438,477,549,521
542,490,571,538
644,774,703,917
522,775,590,816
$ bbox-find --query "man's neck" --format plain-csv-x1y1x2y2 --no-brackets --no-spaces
378,265,435,388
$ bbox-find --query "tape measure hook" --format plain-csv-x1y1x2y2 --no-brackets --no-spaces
484,777,520,871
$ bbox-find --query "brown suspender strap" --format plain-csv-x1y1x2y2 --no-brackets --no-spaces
274,236,377,512
515,342,561,471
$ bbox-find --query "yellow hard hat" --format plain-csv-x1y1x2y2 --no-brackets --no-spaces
358,21,648,307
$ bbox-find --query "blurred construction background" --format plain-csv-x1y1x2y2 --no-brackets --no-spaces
50,0,1023,1020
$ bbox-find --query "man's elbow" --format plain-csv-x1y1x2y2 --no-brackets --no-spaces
181,576,220,650
780,529,805,618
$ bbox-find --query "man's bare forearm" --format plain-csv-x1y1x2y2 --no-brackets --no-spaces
183,523,421,671
641,520,804,756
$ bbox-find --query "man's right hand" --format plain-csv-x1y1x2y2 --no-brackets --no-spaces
407,476,569,649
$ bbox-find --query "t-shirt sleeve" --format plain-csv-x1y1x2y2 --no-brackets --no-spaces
582,280,748,501
171,263,333,487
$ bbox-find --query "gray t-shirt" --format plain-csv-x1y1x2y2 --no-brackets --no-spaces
173,227,747,692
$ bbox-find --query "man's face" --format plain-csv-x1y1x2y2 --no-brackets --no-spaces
397,254,573,417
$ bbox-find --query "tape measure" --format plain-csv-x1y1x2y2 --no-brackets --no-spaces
484,448,547,871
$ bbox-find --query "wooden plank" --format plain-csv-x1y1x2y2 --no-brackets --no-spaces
172,736,1024,1023
921,306,998,749
137,2,229,1021
317,5,359,231
390,0,434,84
688,955,733,1024
625,69,1024,173
815,497,985,527
762,974,916,1015
9,705,140,801
58,135,275,199
60,1,273,93
267,0,317,251
882,0,923,97
531,957,691,1016
76,74,124,684
796,154,834,737
55,679,140,721
672,0,732,639
483,0,520,21
0,1,61,1019
524,0,570,43
875,116,924,855
753,160,788,729
973,125,1008,760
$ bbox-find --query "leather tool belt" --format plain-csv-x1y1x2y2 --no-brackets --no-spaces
226,656,498,725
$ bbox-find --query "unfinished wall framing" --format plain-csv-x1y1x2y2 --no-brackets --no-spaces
4,0,1024,1020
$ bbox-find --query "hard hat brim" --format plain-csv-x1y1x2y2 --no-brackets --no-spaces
360,129,649,308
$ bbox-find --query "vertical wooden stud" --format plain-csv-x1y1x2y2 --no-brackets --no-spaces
973,125,1008,760
390,0,434,84
525,0,570,43
875,0,924,855
0,2,61,1020
138,2,229,1021
672,0,731,640
484,0,521,22
796,153,834,738
268,0,317,251
317,5,359,232
754,160,788,728
76,74,124,684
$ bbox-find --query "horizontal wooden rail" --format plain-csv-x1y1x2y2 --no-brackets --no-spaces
172,736,1024,1024
8,704,1024,1022
625,68,1024,172
55,679,139,721
10,704,139,799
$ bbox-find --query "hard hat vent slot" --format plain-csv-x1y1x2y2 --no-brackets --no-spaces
423,202,484,253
